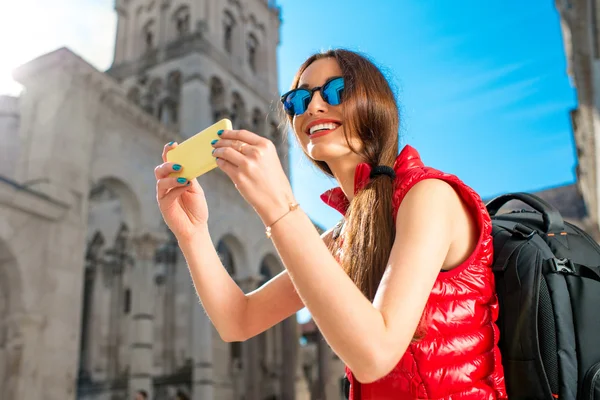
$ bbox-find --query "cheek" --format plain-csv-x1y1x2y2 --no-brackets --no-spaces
292,115,302,133
292,117,307,143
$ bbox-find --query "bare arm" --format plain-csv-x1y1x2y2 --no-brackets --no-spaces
178,224,335,342
265,180,463,383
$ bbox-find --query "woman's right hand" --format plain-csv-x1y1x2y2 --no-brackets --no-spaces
155,142,209,241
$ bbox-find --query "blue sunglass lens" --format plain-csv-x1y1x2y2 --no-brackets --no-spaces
284,89,311,115
322,78,345,106
282,77,345,115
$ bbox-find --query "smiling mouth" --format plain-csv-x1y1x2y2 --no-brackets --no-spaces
307,122,342,136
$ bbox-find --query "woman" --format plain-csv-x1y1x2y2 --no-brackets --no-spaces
154,49,507,399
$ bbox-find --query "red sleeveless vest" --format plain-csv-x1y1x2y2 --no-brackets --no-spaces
320,145,507,399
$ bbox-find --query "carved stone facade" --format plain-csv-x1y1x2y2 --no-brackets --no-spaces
555,0,600,233
0,1,320,399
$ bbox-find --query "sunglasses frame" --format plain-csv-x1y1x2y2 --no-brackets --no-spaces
280,76,345,116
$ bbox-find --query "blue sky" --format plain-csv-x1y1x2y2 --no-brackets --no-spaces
0,1,577,233
277,0,578,232
0,1,577,324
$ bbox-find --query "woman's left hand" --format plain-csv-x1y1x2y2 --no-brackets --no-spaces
211,129,297,227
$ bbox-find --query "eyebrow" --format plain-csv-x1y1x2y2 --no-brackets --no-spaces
297,76,342,90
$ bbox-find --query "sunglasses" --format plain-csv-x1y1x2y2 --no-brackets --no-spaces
281,76,345,116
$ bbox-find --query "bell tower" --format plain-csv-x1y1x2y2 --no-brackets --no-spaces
102,1,293,400
107,0,283,145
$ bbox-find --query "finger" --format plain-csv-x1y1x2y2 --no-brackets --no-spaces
218,129,262,146
239,143,263,158
160,185,190,207
157,176,190,199
212,146,247,168
162,141,178,163
154,162,183,179
215,156,241,181
212,139,263,159
211,138,239,149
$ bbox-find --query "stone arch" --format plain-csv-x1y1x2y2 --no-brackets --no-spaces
268,120,279,139
223,10,237,54
248,14,266,35
209,76,226,122
159,97,178,127
215,234,247,383
78,230,105,382
244,12,265,76
81,177,141,383
248,14,258,28
215,234,247,279
142,77,162,117
230,92,246,129
166,70,182,97
172,5,190,38
257,254,286,399
159,70,182,127
127,86,141,106
88,176,142,237
259,253,283,283
142,19,156,51
246,33,259,73
251,107,264,136
227,0,242,12
0,239,24,400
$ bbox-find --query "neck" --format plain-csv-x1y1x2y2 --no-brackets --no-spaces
326,152,365,204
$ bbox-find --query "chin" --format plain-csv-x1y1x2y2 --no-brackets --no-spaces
307,145,352,163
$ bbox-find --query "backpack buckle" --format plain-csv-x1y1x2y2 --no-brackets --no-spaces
550,257,574,274
513,223,535,239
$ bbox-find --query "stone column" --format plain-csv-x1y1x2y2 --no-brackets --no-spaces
281,315,299,400
180,69,212,140
189,0,200,30
113,4,129,65
267,12,281,95
316,330,329,400
239,276,262,400
129,233,160,400
106,227,131,380
125,6,140,62
158,0,170,63
190,296,214,400
10,313,45,400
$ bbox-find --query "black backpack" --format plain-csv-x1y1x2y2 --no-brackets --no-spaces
487,192,600,400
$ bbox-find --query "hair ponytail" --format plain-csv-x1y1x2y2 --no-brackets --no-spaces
341,172,396,300
286,49,400,301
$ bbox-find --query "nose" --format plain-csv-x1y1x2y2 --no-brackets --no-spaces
306,90,328,115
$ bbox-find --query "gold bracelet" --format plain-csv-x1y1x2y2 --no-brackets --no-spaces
265,202,300,238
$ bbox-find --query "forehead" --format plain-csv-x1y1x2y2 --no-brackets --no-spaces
298,57,342,88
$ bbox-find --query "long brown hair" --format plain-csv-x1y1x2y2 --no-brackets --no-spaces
284,49,400,301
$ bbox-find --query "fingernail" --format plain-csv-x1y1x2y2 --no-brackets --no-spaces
212,149,216,155
211,139,218,145
186,181,191,186
168,141,175,146
177,177,187,184
217,130,224,136
172,164,182,171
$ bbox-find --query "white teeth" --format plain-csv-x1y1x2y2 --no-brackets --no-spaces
309,123,339,135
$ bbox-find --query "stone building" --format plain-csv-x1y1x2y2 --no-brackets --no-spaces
0,0,325,399
555,0,600,234
484,0,600,240
299,319,346,400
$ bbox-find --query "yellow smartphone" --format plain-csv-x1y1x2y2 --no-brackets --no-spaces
166,118,232,181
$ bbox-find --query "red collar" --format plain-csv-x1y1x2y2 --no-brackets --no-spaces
319,145,424,216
